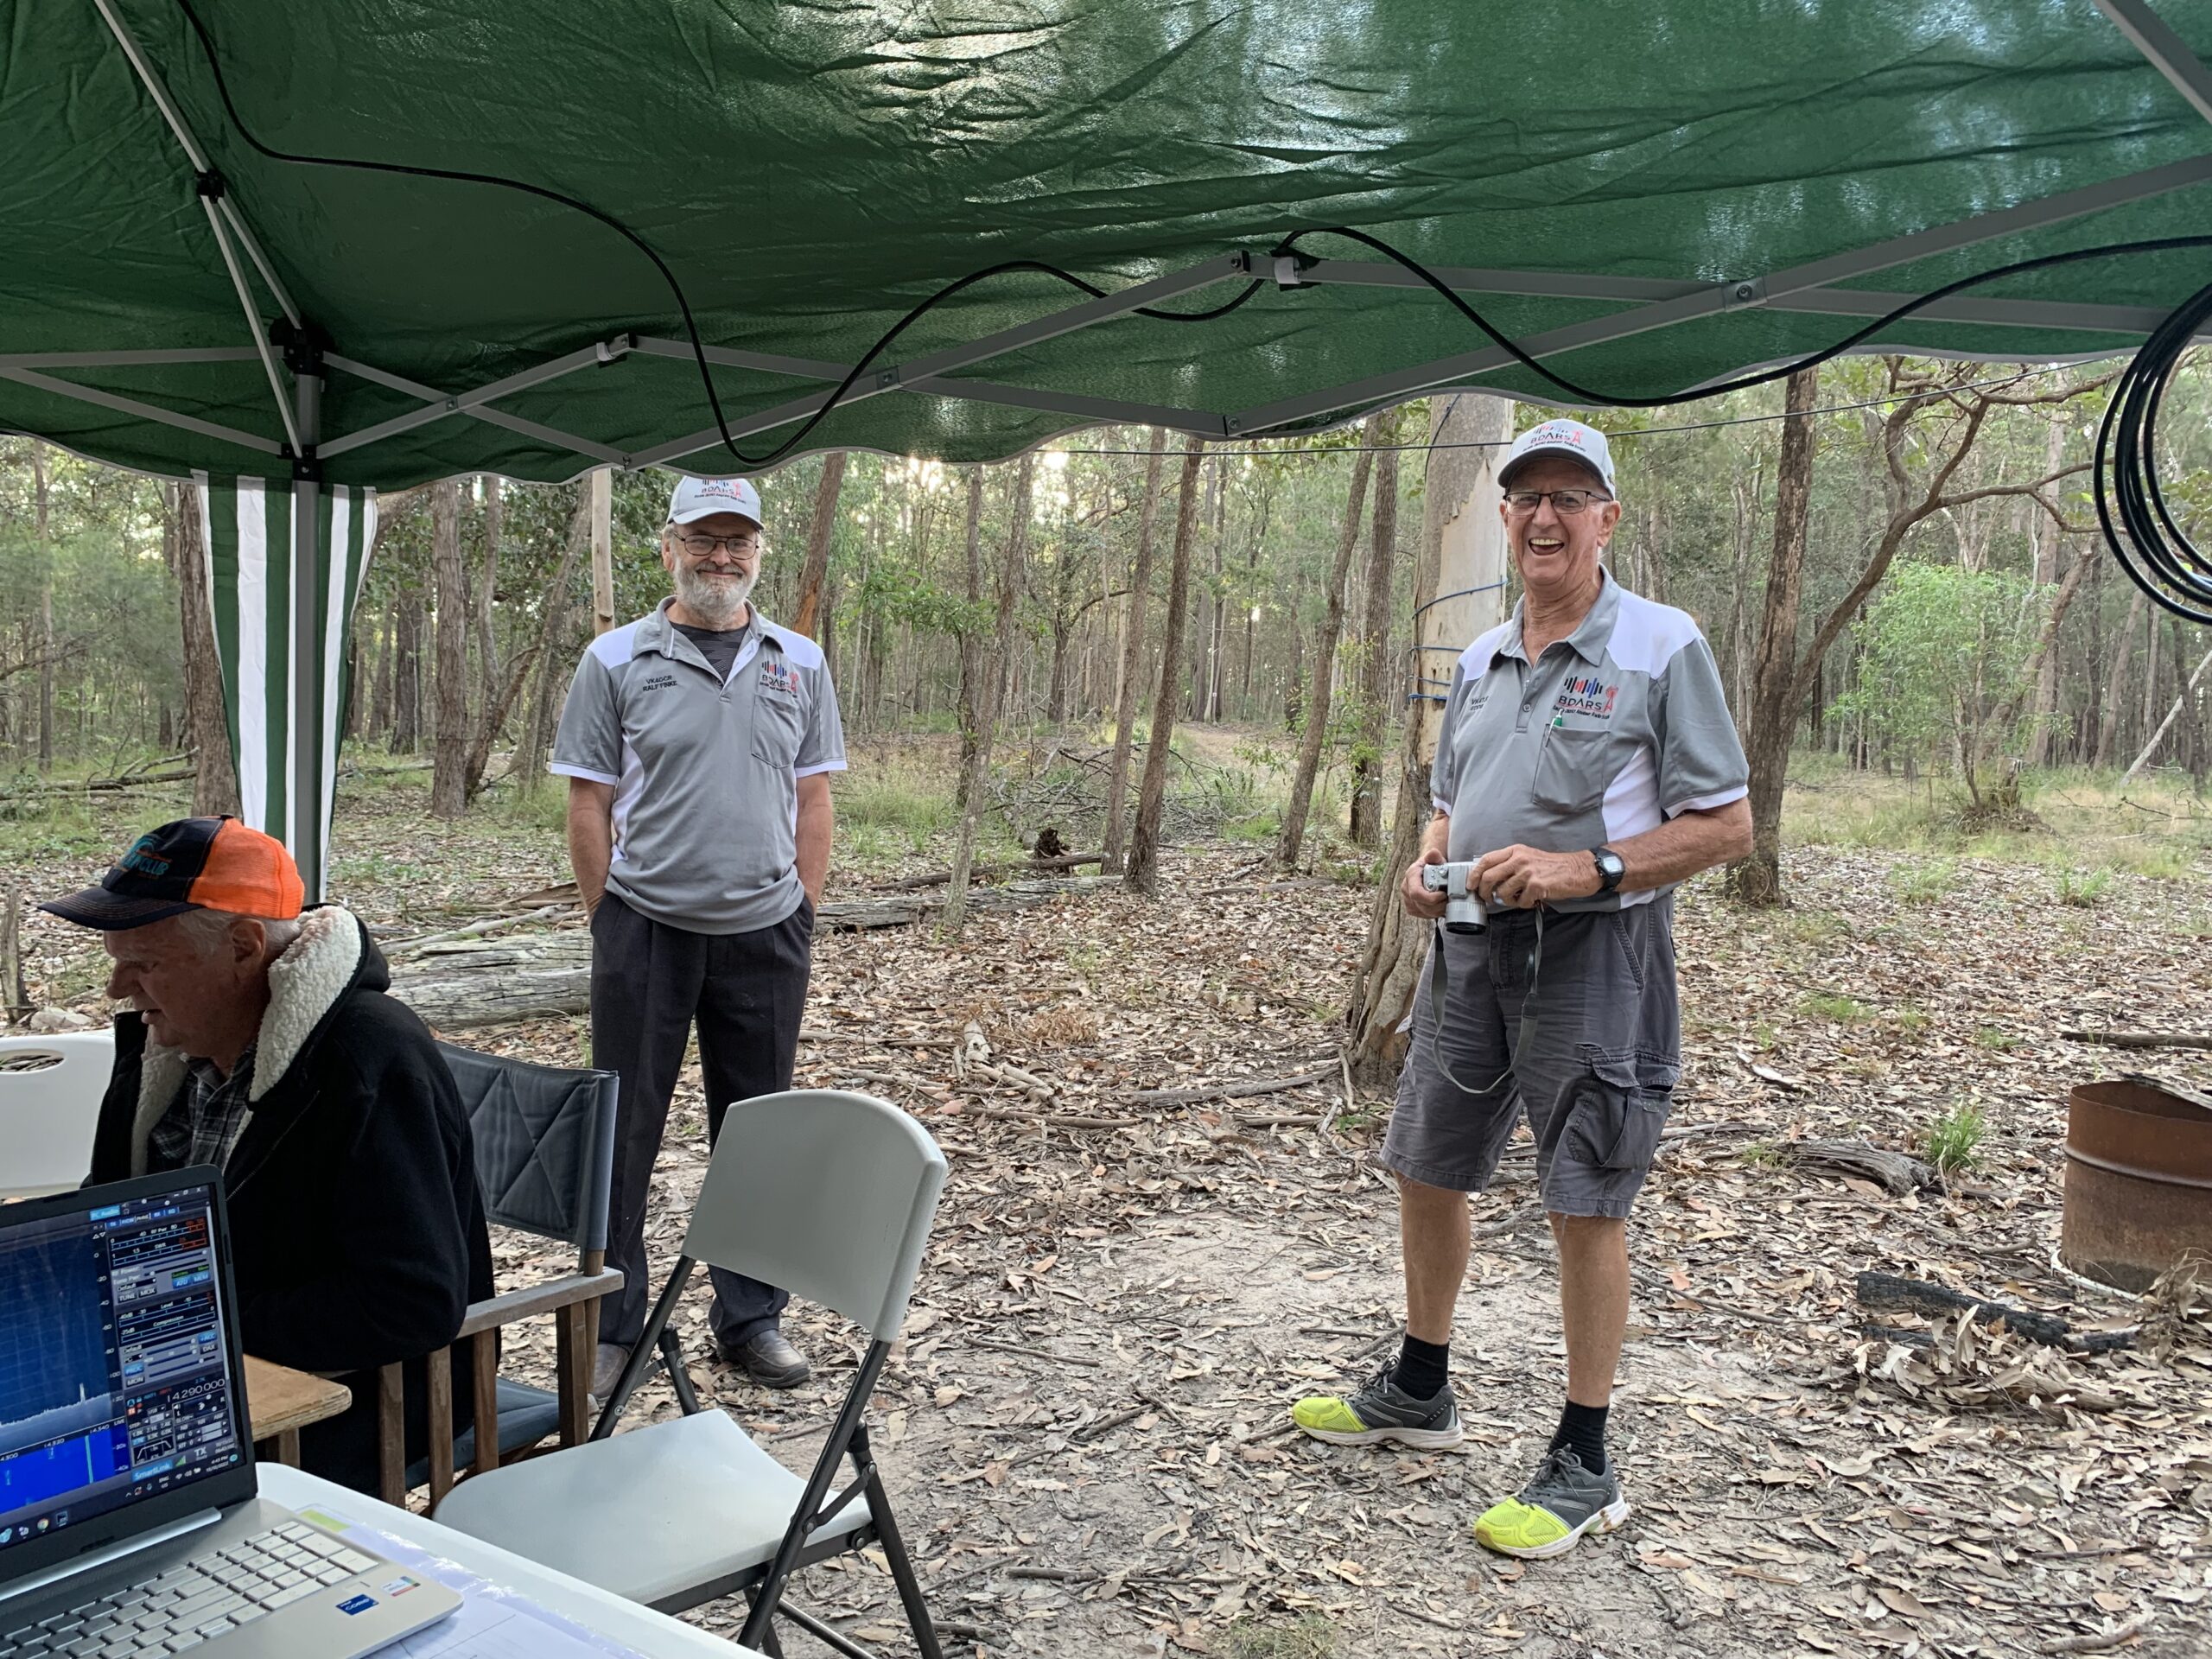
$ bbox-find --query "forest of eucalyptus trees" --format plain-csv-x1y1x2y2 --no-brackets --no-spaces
3,354,2209,856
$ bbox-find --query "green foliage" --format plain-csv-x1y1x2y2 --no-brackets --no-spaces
1224,1616,1339,1659
1919,1103,1986,1175
1890,856,1958,906
1973,1025,2018,1051
1799,992,1872,1023
2055,867,2113,908
1829,562,2047,792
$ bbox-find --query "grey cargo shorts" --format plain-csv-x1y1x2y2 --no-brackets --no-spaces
1379,894,1681,1217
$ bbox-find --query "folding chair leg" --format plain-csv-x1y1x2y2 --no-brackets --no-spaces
593,1257,694,1440
777,1602,881,1659
853,1427,943,1659
658,1324,702,1415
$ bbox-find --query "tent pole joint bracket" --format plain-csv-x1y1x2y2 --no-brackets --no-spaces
596,333,636,366
1721,276,1768,309
272,318,327,379
194,168,226,201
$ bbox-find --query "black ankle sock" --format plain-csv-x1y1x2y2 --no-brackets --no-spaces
1394,1334,1450,1401
1550,1400,1610,1473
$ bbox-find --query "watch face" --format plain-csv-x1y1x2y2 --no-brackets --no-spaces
1596,850,1624,882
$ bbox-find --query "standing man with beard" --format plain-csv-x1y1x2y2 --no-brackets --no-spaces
551,476,846,1398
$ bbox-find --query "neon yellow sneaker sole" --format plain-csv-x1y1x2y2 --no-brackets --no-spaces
1473,1490,1631,1559
1289,1376,1462,1449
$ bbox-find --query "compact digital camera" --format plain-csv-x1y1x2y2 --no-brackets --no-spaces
1421,861,1487,934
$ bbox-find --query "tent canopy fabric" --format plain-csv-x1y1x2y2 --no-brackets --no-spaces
8,1,2212,490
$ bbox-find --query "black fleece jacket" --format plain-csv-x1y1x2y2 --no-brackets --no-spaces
89,908,494,1492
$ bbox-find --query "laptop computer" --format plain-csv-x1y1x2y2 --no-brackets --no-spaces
0,1166,461,1656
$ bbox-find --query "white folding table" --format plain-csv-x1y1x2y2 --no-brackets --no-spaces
256,1463,761,1657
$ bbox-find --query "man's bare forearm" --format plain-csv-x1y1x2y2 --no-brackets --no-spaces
565,779,615,912
795,775,833,906
1612,798,1751,893
1422,810,1450,861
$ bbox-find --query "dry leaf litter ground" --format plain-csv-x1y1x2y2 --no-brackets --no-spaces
12,749,2212,1659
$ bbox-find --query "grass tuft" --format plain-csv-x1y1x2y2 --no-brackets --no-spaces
2055,868,2113,909
1919,1103,1986,1176
1224,1616,1340,1659
1799,992,1872,1023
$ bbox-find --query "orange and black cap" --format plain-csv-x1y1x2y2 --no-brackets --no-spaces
40,817,306,931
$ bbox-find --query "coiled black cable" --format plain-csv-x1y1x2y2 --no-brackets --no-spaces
2094,274,2212,624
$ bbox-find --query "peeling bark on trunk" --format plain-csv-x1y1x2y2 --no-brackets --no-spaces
946,459,1033,931
1103,435,1167,874
430,480,469,818
1728,367,1819,907
1278,432,1376,868
172,482,240,817
1125,442,1205,897
1348,411,1401,847
792,450,845,639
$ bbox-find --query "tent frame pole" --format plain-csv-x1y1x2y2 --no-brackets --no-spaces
290,357,324,899
2093,0,2212,127
1229,149,2212,434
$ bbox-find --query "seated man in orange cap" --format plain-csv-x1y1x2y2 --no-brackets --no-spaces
43,816,493,1494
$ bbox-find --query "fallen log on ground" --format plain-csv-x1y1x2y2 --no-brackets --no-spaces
391,877,1116,1029
874,852,1103,890
2062,1029,2212,1052
1785,1138,1936,1194
1855,1271,2135,1353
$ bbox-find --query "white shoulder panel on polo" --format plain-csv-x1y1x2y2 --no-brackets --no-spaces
755,618,825,671
1601,588,1703,677
588,620,643,670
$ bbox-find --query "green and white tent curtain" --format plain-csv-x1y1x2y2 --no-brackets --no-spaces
194,477,377,901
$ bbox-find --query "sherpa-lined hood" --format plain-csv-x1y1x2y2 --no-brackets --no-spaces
125,905,385,1172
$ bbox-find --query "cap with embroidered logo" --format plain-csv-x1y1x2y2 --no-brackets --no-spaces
40,817,305,931
666,476,763,528
1498,418,1616,493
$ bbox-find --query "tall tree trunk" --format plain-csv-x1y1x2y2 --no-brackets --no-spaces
945,458,1034,931
1728,367,1820,906
589,469,616,636
1103,434,1167,874
953,472,987,811
1347,410,1402,847
2094,585,2146,769
2139,597,2162,752
170,482,241,816
430,480,469,817
1277,434,1377,868
792,450,846,639
476,477,503,717
1345,394,1512,1082
1204,466,1226,721
372,607,394,741
1125,442,1206,896
2025,422,2066,766
32,443,54,772
2125,637,2212,782
391,591,423,753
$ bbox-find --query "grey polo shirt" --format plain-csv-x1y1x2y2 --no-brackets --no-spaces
1433,572,1746,912
550,601,846,934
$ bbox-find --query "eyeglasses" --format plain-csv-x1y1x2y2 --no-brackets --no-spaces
1503,488,1612,516
675,531,761,556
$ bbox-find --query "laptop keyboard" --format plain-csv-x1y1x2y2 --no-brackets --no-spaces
5,1521,380,1656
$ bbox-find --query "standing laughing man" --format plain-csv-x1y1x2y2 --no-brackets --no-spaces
553,475,845,1396
1293,418,1751,1557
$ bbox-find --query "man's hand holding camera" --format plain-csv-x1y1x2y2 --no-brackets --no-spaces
1402,842,1602,917
1471,844,1602,908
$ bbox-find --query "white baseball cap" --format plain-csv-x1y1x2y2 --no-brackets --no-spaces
666,475,763,527
1498,418,1616,493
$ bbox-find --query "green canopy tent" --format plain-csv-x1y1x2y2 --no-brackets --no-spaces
6,0,2211,891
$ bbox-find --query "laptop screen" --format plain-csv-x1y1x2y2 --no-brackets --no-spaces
0,1178,246,1560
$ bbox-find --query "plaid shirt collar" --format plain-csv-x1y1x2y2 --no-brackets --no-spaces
148,1042,259,1173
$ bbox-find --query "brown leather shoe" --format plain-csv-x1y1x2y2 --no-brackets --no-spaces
718,1327,810,1389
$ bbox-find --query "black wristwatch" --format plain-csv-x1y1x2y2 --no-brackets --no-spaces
1589,846,1625,894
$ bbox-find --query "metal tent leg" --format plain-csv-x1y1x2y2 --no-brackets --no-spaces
289,363,323,899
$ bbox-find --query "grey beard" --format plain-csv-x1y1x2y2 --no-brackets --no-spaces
674,564,755,627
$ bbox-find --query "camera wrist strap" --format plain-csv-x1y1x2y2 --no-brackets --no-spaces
1425,908,1544,1096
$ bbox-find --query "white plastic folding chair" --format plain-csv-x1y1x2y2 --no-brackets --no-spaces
432,1089,948,1658
0,1029,114,1198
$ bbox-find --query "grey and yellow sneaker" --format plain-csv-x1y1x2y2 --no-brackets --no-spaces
1291,1361,1463,1448
1473,1446,1630,1558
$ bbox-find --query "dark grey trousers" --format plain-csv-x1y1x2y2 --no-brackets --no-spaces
590,891,814,1349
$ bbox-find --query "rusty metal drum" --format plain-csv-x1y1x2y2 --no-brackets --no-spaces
2063,1079,2212,1294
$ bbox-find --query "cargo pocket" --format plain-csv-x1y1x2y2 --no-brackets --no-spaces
1569,1050,1677,1171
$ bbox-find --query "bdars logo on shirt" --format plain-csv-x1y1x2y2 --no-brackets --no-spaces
1553,675,1618,723
758,660,799,698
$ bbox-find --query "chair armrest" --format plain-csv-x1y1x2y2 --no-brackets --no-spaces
454,1268,623,1340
